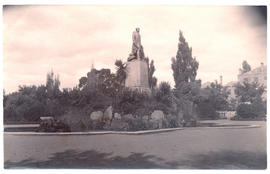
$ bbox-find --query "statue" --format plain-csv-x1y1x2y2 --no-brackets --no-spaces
127,28,145,61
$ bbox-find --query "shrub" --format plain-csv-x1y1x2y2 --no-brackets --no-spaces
197,99,218,119
37,118,70,132
114,88,150,115
4,92,46,123
59,109,92,131
236,100,266,119
153,82,174,115
165,114,180,128
236,104,256,119
252,99,266,118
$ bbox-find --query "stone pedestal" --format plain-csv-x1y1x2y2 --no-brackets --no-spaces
125,59,151,93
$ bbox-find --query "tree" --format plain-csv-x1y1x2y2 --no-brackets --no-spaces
239,60,251,74
45,70,63,117
171,30,199,88
148,59,157,90
115,59,127,86
154,82,173,111
4,85,46,123
171,30,199,121
234,81,265,103
79,76,87,88
46,70,61,99
197,81,230,119
3,89,7,107
234,81,266,119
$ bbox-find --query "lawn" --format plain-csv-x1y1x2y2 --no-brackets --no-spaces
4,120,266,169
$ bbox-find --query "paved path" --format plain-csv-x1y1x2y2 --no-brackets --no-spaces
4,120,267,169
4,124,39,128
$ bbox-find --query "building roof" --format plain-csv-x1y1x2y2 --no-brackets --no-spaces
201,81,212,88
239,64,266,77
225,81,237,87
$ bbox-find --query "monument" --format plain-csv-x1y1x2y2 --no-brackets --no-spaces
125,28,151,93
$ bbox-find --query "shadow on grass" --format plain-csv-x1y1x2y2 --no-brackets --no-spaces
167,150,267,169
5,150,266,169
5,150,166,169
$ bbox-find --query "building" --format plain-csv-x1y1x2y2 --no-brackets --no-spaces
238,63,267,87
201,81,212,88
237,63,267,100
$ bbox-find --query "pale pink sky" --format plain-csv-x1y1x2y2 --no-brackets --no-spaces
3,5,267,93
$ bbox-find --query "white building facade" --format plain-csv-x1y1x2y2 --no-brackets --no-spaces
237,63,267,100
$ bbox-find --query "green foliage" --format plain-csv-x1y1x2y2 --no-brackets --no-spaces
236,104,256,119
153,82,173,113
251,99,266,118
59,109,92,131
206,82,229,110
38,118,71,132
4,70,65,123
147,58,157,90
115,59,127,86
84,67,124,98
234,79,266,118
113,82,175,117
4,87,46,123
234,81,265,103
171,30,199,87
76,87,112,110
197,100,218,119
171,30,200,121
197,81,229,119
227,98,238,111
114,88,150,115
46,70,60,99
78,76,87,88
236,97,266,119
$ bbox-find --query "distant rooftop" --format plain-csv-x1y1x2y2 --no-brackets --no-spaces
225,81,237,87
239,63,266,76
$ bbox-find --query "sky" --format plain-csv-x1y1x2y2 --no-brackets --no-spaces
3,5,267,93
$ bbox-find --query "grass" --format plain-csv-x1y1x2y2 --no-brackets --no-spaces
4,120,266,169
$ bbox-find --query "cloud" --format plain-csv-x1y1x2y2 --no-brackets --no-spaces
3,5,267,93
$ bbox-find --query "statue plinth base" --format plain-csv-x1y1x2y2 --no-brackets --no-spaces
125,59,151,94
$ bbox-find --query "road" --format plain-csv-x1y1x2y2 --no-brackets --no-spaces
4,120,267,169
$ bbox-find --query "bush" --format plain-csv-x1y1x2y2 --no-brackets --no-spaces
153,82,174,115
165,114,181,128
113,86,175,118
236,100,266,119
114,88,150,115
197,100,218,120
59,109,92,131
252,99,266,118
4,92,46,123
37,118,70,132
236,104,256,119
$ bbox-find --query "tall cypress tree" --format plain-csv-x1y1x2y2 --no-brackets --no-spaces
148,59,157,90
171,30,199,89
171,30,200,121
